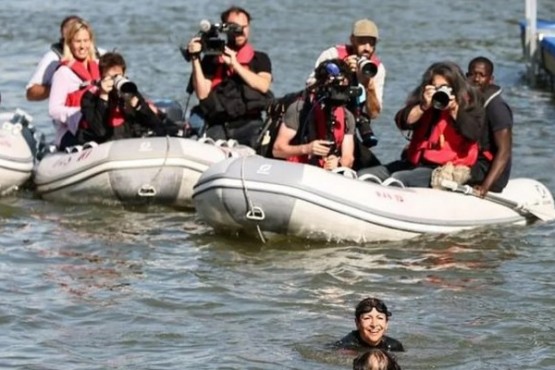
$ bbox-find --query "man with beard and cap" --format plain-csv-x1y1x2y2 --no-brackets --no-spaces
306,19,386,170
465,56,513,196
185,6,273,149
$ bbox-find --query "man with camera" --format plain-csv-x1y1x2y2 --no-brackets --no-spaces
272,59,355,170
307,19,385,170
77,52,178,144
185,6,273,148
465,56,513,196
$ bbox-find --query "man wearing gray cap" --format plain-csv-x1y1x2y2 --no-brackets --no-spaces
306,19,386,170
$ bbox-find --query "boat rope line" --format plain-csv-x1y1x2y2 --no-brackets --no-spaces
240,156,267,243
138,135,171,197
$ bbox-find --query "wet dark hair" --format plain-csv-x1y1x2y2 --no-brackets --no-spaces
355,297,392,320
221,6,252,23
99,52,126,76
353,349,402,370
468,56,494,76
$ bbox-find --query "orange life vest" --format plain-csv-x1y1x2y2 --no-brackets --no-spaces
210,43,255,88
406,109,478,167
335,44,381,68
287,103,346,167
63,59,100,107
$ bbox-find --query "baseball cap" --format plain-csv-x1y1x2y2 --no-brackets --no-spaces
352,19,379,39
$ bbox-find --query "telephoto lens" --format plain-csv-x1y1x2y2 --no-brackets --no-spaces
357,57,378,78
113,76,138,95
431,85,452,110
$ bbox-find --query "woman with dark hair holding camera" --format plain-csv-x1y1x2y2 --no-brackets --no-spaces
358,61,484,187
77,52,176,144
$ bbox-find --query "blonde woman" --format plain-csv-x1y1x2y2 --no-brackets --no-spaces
48,20,100,150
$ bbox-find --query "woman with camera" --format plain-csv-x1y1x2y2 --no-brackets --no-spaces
48,19,100,150
77,52,175,145
358,61,484,187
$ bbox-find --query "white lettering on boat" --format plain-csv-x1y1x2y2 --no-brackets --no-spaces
375,190,405,203
139,141,153,152
256,164,272,175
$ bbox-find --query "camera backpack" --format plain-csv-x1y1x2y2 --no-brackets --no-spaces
255,90,312,158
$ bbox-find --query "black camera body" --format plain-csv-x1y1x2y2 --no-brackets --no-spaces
356,115,378,148
316,80,361,106
182,21,244,61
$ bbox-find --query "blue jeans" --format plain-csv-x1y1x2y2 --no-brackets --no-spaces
358,160,436,187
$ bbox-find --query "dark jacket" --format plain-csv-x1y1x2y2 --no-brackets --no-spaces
334,330,405,352
78,91,178,144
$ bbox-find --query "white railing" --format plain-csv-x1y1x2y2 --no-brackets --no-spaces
525,0,538,85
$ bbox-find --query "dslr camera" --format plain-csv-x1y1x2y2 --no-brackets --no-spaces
356,115,378,148
113,75,138,96
431,85,453,110
315,61,361,106
182,20,244,60
357,57,378,78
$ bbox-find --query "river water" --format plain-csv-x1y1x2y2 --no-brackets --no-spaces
1,1,555,369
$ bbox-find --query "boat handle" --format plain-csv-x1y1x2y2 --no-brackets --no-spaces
246,206,265,221
138,184,157,197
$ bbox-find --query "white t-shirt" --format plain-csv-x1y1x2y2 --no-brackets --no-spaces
26,47,107,89
26,49,60,89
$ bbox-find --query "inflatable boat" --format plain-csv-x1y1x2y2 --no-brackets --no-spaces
34,137,254,208
0,110,37,195
192,156,555,243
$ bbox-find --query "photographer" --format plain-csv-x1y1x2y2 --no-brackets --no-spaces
358,61,484,187
77,52,178,144
185,6,273,148
306,19,385,170
272,59,355,170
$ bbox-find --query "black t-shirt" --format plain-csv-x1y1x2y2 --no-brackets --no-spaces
473,87,513,191
186,50,272,94
334,330,405,352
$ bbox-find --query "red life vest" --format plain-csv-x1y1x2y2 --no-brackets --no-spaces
335,44,381,68
210,43,255,88
63,59,100,107
406,109,479,167
287,103,346,167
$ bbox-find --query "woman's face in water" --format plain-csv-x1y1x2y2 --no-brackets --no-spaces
356,308,389,346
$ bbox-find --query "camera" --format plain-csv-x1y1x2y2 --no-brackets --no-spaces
182,20,244,60
431,85,453,110
317,81,361,106
113,76,138,95
356,115,378,148
357,57,378,78
314,61,361,106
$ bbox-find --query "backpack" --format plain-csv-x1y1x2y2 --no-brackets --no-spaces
255,90,312,158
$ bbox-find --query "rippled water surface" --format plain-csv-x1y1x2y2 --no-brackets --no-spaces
2,1,555,369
